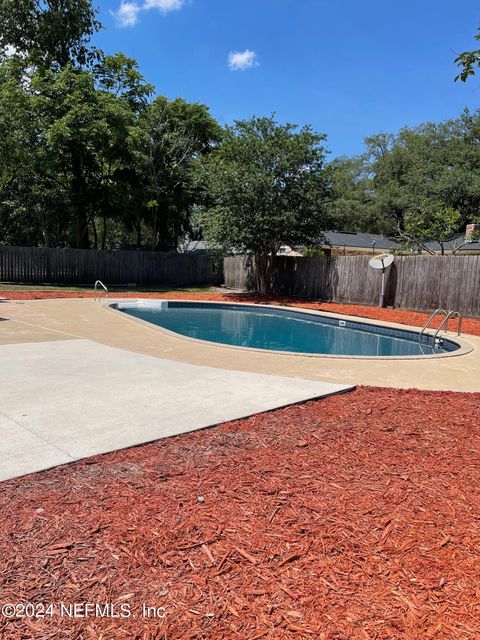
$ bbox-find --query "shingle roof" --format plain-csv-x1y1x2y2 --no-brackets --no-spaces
424,235,480,253
186,233,480,253
324,231,398,250
325,232,480,253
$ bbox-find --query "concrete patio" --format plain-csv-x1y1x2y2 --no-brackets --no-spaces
0,338,351,481
1,296,479,481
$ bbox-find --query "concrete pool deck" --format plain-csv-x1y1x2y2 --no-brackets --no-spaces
1,297,479,391
0,338,352,481
0,296,479,480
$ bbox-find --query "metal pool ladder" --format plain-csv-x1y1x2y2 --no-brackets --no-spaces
419,308,447,342
94,280,108,302
419,308,462,343
433,310,463,341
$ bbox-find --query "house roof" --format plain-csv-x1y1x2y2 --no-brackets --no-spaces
424,235,480,253
186,233,480,254
324,231,399,250
325,231,480,253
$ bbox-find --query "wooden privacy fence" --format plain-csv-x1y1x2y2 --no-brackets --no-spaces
0,245,222,287
224,254,480,317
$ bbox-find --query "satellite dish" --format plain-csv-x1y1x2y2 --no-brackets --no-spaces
368,253,394,308
369,253,394,271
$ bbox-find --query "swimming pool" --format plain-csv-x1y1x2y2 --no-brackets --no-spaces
115,301,461,358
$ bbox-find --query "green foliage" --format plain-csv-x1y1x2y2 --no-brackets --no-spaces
402,200,462,255
1,0,479,261
0,28,219,250
302,247,326,257
195,115,331,292
95,53,154,111
139,96,222,249
196,117,327,254
0,58,58,245
333,112,480,240
0,54,153,248
455,27,480,82
37,59,149,248
0,0,102,69
327,156,376,232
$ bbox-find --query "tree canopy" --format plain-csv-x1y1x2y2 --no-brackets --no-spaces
0,54,151,248
140,96,222,250
401,200,462,255
0,2,220,251
195,115,331,292
326,111,480,246
1,0,480,277
0,0,102,69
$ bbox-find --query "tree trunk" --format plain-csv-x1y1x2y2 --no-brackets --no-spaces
136,210,142,247
71,148,90,248
151,207,158,250
254,253,274,295
91,216,98,250
173,218,181,251
101,216,107,251
38,207,49,247
75,209,90,249
157,206,170,249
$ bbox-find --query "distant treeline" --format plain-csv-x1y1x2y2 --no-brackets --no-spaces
0,1,479,256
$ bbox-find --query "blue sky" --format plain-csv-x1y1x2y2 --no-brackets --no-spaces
96,0,480,158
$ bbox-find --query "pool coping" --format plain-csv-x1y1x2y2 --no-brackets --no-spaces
106,299,475,361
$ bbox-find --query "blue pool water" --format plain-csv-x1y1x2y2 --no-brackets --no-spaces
117,302,458,357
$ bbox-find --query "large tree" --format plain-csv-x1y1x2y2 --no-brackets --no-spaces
36,57,151,248
140,96,221,250
0,0,101,69
0,57,57,245
0,0,108,247
0,54,149,248
0,0,225,251
359,114,480,236
195,115,331,293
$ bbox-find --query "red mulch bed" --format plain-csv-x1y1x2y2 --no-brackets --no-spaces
2,289,480,336
1,387,480,639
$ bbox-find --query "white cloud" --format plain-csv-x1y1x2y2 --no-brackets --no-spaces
110,1,141,27
228,49,259,71
143,0,184,13
5,45,17,57
110,0,184,27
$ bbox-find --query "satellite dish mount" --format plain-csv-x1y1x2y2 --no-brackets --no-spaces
368,253,394,308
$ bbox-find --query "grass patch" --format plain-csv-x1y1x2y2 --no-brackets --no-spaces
0,283,216,293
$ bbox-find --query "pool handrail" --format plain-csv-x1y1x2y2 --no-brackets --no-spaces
419,308,448,343
433,310,463,340
94,280,108,302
